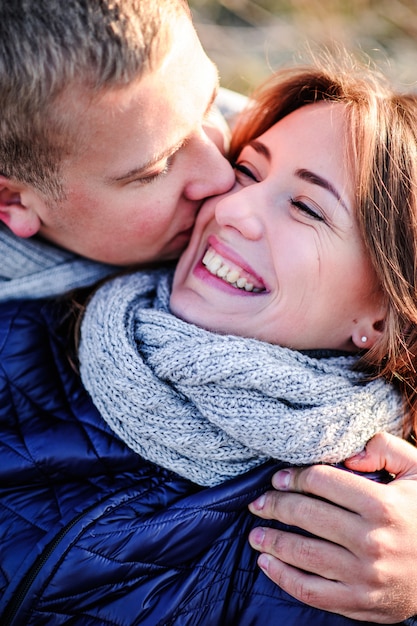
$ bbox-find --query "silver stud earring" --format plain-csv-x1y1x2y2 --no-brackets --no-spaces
361,336,367,343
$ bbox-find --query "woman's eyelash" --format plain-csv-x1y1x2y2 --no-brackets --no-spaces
232,163,326,223
233,162,258,182
290,199,325,222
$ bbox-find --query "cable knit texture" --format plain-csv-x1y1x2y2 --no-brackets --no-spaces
80,269,403,486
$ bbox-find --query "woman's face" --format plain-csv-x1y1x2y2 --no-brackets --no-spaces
171,102,383,351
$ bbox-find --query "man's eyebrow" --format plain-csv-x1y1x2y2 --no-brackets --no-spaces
107,85,219,185
296,168,349,212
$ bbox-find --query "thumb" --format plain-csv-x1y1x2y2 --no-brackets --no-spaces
345,432,417,479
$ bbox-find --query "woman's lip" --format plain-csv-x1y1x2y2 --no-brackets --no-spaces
203,235,267,291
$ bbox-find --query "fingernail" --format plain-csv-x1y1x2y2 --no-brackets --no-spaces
272,469,291,490
250,494,266,511
258,553,271,573
249,527,265,548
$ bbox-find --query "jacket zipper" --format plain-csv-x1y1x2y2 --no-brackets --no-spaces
2,502,99,625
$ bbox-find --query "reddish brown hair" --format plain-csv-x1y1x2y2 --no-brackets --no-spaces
230,53,417,435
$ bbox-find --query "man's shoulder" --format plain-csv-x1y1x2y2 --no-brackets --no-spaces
0,297,69,371
0,296,61,331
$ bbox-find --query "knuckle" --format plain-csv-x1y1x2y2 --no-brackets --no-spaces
268,530,287,557
294,537,320,566
269,491,285,517
297,466,317,493
291,495,318,523
269,530,324,573
370,491,397,521
261,486,322,529
362,529,388,562
269,561,293,592
267,562,321,608
293,578,322,606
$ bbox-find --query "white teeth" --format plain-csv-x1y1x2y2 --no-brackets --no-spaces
202,247,262,292
226,269,240,284
209,256,222,272
202,249,216,266
217,264,229,278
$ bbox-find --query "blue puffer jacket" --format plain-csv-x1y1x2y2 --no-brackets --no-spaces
0,298,410,625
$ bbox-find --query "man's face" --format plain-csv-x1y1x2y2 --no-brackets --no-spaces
28,14,235,265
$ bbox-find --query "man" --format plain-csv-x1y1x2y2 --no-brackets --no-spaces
0,0,234,299
0,0,416,623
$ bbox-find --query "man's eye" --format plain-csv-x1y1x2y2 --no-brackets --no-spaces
135,159,172,185
233,162,258,183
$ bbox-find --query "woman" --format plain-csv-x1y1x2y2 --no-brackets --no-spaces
79,97,404,485
1,52,417,625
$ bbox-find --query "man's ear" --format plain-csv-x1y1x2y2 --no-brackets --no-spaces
0,175,41,238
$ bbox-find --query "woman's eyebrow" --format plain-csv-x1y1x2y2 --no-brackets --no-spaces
296,168,349,212
248,139,271,160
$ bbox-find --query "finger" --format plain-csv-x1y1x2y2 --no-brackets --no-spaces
345,432,417,479
255,551,412,623
254,554,361,619
248,526,356,582
249,490,362,548
270,463,382,514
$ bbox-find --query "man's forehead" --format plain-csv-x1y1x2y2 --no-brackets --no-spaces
102,45,219,178
59,14,220,177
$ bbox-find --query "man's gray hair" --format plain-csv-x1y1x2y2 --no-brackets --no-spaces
0,0,189,199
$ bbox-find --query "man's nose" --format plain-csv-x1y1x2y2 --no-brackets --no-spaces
183,134,235,201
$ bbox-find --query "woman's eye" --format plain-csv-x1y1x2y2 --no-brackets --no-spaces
233,162,259,183
290,199,325,222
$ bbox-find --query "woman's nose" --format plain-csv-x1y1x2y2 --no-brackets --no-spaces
214,188,264,240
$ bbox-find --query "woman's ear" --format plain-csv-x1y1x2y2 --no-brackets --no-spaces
0,175,41,238
351,311,386,350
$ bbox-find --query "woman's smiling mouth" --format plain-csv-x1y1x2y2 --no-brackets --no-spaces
202,246,265,292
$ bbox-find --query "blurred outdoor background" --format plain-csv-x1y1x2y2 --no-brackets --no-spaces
188,0,417,95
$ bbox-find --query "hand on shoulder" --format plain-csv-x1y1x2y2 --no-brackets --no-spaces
248,433,417,622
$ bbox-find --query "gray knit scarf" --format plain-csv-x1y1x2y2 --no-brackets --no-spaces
80,269,403,487
0,224,117,301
